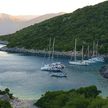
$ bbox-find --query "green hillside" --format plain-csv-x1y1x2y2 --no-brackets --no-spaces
0,1,108,53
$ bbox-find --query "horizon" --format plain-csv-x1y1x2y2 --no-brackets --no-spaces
0,0,105,16
0,12,65,17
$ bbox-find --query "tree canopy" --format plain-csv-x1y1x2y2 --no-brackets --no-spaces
35,85,108,108
0,1,108,54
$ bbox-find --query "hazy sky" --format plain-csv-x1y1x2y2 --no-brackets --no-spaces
0,0,105,15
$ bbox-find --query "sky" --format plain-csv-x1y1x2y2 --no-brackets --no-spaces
0,0,105,15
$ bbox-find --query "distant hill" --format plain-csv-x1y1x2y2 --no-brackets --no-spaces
0,1,108,54
0,13,37,35
22,12,65,27
0,13,64,35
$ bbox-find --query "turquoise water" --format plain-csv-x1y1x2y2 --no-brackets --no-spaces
0,45,108,99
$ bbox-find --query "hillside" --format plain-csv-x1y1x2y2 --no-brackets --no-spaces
21,12,65,28
0,1,108,54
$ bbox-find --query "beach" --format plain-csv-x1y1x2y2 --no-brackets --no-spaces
11,98,37,108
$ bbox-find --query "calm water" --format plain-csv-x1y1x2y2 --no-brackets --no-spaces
0,44,108,99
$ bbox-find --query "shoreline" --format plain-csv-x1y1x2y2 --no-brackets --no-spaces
10,97,37,108
0,46,78,57
0,46,107,58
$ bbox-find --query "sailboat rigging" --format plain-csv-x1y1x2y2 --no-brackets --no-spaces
41,38,65,72
69,39,89,66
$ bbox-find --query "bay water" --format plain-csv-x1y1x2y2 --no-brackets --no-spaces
0,44,108,99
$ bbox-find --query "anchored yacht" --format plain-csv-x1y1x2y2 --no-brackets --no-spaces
41,38,65,72
69,39,89,66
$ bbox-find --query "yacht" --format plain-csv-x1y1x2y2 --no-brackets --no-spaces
41,64,62,72
84,41,104,63
69,39,89,66
83,44,96,64
41,38,65,72
69,60,89,66
88,56,104,62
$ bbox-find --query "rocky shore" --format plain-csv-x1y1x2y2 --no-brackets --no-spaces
0,46,77,57
100,65,108,79
0,46,107,59
10,98,37,108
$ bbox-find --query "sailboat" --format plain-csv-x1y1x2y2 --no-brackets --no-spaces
83,45,96,64
69,39,89,66
41,38,65,72
87,41,104,63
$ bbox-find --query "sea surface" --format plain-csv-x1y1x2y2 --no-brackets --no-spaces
0,44,108,99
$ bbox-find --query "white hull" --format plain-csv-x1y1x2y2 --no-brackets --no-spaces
83,59,96,63
41,38,65,72
89,57,104,62
51,73,67,78
41,66,62,72
69,61,89,66
83,57,104,64
41,62,65,72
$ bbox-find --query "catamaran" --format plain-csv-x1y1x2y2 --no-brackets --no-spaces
41,38,65,72
69,39,89,66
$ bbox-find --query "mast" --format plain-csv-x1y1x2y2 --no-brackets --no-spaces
51,38,55,60
92,41,95,57
87,45,90,58
42,48,46,66
48,37,51,59
81,45,84,61
74,39,77,61
96,41,98,56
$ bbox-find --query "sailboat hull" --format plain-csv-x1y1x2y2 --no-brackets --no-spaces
41,64,63,72
69,61,89,66
41,68,62,72
41,38,65,72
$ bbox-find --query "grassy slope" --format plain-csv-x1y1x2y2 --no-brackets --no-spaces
0,1,108,53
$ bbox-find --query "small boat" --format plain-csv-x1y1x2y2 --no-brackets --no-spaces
51,72,67,78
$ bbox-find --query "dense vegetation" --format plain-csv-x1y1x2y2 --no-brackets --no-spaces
0,88,13,99
0,100,12,108
0,88,13,108
35,85,108,108
0,1,108,54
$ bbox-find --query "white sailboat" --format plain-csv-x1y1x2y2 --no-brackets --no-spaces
41,38,65,72
88,41,104,63
83,45,96,64
83,41,104,63
69,39,89,66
